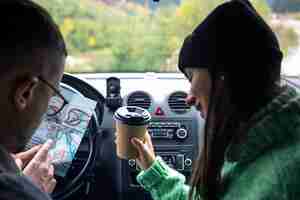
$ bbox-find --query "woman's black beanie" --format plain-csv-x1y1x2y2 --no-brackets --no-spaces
178,0,283,77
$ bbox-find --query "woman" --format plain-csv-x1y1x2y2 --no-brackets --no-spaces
131,0,300,200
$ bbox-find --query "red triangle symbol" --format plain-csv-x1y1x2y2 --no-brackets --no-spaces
155,107,164,116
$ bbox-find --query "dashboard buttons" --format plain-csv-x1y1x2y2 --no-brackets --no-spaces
148,121,190,140
176,154,185,171
184,158,192,167
176,128,188,139
128,152,193,173
128,159,136,168
155,107,165,116
161,155,175,168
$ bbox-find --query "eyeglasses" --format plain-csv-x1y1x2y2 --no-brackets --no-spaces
38,76,69,116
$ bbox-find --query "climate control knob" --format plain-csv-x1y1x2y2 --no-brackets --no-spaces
128,159,136,168
176,128,188,139
184,158,192,167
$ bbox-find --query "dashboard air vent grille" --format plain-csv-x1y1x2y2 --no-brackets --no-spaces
168,91,190,114
127,91,151,110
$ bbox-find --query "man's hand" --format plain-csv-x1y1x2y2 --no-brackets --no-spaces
131,132,156,170
13,145,42,169
14,140,57,193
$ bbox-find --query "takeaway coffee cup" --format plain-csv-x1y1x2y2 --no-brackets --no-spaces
114,106,151,159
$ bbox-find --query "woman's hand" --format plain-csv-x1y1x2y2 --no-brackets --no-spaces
13,140,57,193
131,132,156,170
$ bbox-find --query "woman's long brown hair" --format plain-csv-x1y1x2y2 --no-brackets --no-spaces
188,74,239,200
188,62,281,200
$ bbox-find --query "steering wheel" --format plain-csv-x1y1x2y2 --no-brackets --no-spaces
51,73,105,200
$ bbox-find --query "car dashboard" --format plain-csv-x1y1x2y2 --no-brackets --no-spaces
50,73,203,200
51,73,300,200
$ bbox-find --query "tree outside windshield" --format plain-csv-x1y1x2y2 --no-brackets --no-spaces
33,0,299,74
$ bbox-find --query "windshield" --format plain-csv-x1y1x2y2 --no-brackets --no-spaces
33,0,299,75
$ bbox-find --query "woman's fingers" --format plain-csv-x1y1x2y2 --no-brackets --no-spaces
131,135,155,170
131,138,146,155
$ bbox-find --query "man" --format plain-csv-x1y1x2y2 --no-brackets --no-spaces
0,0,67,199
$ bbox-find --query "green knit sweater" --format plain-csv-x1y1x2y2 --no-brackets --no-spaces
137,85,300,200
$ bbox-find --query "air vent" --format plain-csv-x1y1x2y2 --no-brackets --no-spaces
168,91,191,114
127,91,152,110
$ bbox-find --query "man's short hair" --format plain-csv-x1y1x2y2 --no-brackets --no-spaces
0,0,67,75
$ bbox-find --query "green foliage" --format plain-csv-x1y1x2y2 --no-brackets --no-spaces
272,24,299,56
32,0,296,73
174,0,222,35
252,0,272,19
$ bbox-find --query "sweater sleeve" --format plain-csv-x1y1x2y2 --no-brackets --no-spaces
137,157,195,200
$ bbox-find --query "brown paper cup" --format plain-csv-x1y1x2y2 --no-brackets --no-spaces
115,122,147,159
114,106,151,160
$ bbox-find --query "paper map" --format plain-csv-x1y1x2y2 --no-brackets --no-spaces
27,94,97,177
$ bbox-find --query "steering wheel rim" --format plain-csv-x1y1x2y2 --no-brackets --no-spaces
61,73,105,125
51,73,105,199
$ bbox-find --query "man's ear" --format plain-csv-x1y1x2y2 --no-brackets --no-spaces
14,77,39,111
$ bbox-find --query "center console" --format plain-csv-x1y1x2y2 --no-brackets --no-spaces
148,118,195,172
92,75,204,200
122,117,200,200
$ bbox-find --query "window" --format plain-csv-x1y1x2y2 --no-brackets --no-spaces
34,0,299,75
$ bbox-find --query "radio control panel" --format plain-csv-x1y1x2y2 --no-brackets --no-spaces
147,120,194,146
148,122,189,140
